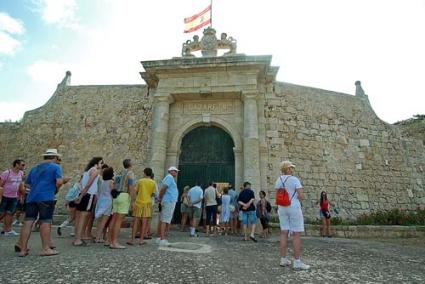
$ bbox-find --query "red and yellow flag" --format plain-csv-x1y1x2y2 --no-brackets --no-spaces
184,5,212,33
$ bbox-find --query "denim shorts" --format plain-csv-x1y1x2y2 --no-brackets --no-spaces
240,210,257,225
0,196,18,214
25,201,55,224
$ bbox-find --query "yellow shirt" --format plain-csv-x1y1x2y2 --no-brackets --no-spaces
135,178,156,206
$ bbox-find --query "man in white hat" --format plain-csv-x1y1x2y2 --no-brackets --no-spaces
16,149,63,257
156,166,179,246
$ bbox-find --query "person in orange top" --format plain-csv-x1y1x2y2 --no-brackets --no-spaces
127,167,156,245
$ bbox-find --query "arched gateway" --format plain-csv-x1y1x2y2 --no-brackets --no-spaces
177,126,235,191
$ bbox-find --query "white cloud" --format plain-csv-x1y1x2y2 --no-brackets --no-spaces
27,60,67,84
32,0,80,29
0,61,3,70
0,31,22,55
0,12,25,34
0,12,25,55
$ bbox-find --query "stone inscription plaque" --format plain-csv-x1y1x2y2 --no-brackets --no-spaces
183,101,234,114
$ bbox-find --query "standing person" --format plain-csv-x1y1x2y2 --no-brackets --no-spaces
128,167,156,245
109,159,135,249
180,186,190,231
72,157,103,246
94,167,114,243
256,190,272,238
204,182,218,237
227,183,238,235
276,161,310,270
319,191,332,238
187,181,203,237
0,159,25,236
157,166,179,246
237,181,257,242
220,187,231,235
16,149,63,257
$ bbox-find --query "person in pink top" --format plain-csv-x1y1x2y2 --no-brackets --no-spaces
0,159,26,236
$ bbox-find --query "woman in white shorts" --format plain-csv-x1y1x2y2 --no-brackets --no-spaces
275,161,310,270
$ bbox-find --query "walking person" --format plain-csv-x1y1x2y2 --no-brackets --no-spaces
204,182,218,237
237,181,257,242
73,157,103,246
94,167,114,243
276,161,310,270
256,190,272,238
319,191,332,238
16,149,63,257
187,181,203,237
0,159,25,236
109,159,135,249
157,166,179,246
180,186,190,231
128,167,156,245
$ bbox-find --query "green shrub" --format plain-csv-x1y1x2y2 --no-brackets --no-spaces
356,207,425,226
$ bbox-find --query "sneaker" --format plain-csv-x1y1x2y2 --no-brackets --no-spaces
279,258,291,267
293,261,310,271
4,230,19,236
159,239,170,246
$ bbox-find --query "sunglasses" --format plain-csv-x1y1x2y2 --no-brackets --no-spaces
20,164,26,167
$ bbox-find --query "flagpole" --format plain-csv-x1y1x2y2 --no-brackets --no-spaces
210,0,213,28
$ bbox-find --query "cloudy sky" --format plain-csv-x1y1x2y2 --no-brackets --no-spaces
0,0,424,123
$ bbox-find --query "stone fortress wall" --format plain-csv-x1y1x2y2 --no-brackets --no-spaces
265,82,424,219
1,75,424,220
0,83,153,191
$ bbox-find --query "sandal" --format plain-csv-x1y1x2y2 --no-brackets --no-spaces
72,241,87,247
40,249,59,256
15,245,30,253
126,241,134,246
18,251,29,257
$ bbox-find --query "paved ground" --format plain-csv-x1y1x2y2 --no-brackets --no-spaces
1,227,424,284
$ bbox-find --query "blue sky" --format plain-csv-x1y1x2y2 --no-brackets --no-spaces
0,0,424,123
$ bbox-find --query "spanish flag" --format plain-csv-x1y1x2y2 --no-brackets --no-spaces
184,5,212,33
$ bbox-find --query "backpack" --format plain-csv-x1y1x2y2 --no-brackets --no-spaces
65,182,81,202
111,170,128,199
275,176,296,207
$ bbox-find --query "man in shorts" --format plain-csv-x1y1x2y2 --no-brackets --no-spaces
237,181,257,242
187,181,203,237
157,166,179,246
16,149,63,257
0,159,25,236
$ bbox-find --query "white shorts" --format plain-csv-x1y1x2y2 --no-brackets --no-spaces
278,205,305,232
160,202,176,224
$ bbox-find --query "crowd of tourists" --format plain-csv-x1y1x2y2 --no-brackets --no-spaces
0,148,339,270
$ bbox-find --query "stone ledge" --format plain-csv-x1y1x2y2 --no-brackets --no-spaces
270,223,425,238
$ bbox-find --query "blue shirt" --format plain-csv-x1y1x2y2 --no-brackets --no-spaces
26,162,62,203
161,174,178,203
187,186,203,208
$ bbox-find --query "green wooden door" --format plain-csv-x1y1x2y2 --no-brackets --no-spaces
175,126,235,222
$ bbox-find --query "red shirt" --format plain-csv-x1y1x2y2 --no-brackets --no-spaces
320,200,329,211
